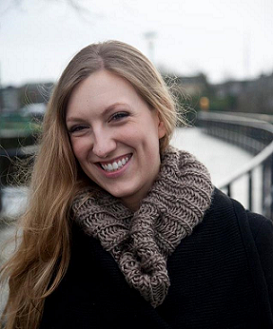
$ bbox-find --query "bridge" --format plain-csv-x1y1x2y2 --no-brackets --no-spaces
197,112,273,219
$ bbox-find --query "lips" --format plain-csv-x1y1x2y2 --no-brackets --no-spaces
99,154,132,172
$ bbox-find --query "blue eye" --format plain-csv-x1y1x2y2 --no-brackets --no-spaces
111,112,129,121
68,125,87,133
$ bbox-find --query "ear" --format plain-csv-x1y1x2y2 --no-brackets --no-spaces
156,112,167,139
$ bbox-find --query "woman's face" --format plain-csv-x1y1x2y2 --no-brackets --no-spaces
66,70,166,211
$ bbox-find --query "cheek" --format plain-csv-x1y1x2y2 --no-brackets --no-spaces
117,126,139,144
70,138,89,161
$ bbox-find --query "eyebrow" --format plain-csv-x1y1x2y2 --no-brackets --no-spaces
66,102,128,123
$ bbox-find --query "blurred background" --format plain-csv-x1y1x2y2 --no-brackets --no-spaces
0,0,273,243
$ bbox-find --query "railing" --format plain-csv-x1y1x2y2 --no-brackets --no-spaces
197,112,273,219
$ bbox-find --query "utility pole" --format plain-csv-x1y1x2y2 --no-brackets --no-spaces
144,31,157,64
243,32,251,80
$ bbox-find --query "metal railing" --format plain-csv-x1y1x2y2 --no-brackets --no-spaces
197,112,273,219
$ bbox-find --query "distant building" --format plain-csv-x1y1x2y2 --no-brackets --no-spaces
164,73,209,97
237,73,273,114
19,82,54,107
212,73,273,114
0,82,54,115
213,80,248,98
0,86,20,113
176,74,208,96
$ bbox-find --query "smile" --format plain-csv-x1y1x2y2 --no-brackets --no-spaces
100,154,131,172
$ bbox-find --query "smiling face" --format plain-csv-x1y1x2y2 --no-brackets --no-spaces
66,70,166,211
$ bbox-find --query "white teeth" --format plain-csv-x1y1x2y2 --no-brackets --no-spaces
112,162,118,170
101,156,130,172
107,164,113,171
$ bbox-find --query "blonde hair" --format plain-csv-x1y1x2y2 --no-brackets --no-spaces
0,40,183,328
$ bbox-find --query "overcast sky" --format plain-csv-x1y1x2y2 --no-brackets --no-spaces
1,0,272,86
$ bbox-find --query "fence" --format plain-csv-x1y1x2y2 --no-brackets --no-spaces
197,112,273,219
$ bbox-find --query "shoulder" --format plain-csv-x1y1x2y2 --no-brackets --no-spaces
246,210,273,243
245,210,273,300
207,187,272,228
204,188,273,248
205,187,273,301
205,187,237,218
202,187,242,230
206,187,273,268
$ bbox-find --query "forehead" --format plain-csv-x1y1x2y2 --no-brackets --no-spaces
66,70,141,116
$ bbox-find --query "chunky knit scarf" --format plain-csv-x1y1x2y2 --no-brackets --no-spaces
72,146,213,308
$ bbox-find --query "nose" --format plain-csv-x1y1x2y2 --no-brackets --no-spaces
92,128,117,158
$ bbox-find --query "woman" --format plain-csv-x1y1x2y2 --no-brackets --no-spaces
1,41,273,329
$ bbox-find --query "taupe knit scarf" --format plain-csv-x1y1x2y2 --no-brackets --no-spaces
72,146,213,308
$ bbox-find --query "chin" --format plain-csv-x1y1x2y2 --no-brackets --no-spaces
107,187,135,199
105,184,139,200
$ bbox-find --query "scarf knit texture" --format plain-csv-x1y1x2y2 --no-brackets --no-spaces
72,146,213,308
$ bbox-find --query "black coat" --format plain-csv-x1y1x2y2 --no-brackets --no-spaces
40,188,273,329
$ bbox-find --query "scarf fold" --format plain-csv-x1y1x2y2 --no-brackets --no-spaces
72,146,213,307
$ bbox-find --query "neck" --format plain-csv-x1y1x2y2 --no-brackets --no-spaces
119,177,158,212
120,198,140,212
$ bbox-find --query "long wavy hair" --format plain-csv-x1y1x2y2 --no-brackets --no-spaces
0,40,182,328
